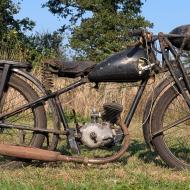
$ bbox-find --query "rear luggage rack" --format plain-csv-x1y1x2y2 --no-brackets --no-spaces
0,60,32,70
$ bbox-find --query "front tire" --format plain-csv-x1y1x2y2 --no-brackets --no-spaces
151,84,190,169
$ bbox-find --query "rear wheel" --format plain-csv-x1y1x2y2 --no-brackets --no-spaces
0,74,47,148
151,85,190,169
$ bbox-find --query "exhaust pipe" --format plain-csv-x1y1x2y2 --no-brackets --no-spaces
0,122,129,164
0,144,63,162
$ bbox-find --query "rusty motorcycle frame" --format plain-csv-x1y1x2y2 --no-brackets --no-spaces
0,25,190,170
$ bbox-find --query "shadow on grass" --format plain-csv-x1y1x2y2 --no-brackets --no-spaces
0,156,32,169
120,139,168,168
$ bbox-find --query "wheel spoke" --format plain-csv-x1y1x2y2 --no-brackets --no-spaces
153,114,190,137
151,86,190,168
0,73,46,149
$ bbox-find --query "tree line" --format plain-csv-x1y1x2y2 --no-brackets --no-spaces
0,0,152,66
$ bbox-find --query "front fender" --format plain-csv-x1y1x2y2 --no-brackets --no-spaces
142,75,174,149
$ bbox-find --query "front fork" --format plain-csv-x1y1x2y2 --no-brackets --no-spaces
159,33,190,107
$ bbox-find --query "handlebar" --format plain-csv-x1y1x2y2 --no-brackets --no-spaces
128,29,190,51
129,29,190,39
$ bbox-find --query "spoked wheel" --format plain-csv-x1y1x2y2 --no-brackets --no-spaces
0,74,47,148
151,84,190,169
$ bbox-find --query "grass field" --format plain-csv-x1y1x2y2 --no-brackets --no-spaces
0,121,190,190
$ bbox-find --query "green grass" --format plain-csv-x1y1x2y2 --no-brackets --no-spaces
0,121,190,190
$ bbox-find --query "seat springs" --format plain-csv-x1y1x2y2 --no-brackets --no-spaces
41,62,54,90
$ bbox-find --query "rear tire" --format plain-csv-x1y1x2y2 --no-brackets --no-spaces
0,73,47,148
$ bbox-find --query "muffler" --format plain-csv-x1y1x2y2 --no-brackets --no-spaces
0,144,63,162
0,123,129,164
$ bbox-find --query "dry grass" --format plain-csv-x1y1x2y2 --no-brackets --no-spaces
48,75,157,119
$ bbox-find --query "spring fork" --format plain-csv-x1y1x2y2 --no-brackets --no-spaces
158,33,190,107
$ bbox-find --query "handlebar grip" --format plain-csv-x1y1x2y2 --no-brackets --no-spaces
128,29,145,37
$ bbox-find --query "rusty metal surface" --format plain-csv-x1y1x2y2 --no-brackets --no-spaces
0,123,67,135
0,122,129,164
0,144,61,161
64,122,129,164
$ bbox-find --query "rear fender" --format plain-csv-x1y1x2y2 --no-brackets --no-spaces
11,68,61,150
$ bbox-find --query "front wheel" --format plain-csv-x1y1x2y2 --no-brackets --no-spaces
151,84,190,169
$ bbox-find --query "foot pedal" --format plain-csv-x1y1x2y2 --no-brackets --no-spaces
67,129,80,155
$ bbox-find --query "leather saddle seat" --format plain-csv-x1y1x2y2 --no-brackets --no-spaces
45,60,95,78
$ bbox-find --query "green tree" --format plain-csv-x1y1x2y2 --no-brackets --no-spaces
0,0,64,66
0,0,35,62
27,31,65,66
0,0,35,35
44,0,152,61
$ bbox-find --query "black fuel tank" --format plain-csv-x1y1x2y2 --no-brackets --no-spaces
88,46,149,83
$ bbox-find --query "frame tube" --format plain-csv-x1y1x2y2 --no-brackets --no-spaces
125,79,148,126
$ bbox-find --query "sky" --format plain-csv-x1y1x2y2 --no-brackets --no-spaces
142,1,190,33
13,0,190,35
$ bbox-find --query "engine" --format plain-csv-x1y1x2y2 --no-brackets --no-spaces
78,103,124,149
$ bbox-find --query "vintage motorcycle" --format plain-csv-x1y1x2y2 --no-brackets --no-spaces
0,25,190,170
